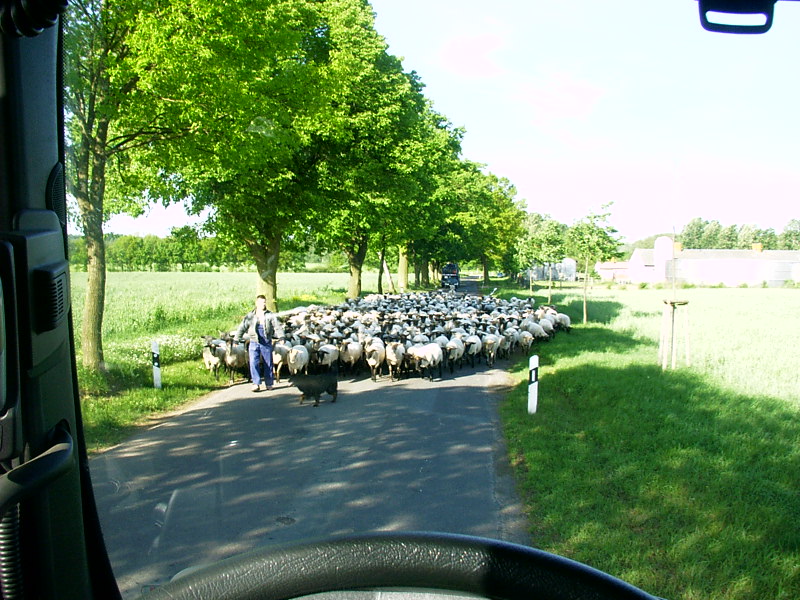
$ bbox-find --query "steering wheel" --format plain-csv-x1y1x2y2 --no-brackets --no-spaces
139,532,660,600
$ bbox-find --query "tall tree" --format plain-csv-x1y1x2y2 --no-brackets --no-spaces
516,214,567,302
567,207,622,324
753,228,779,250
168,226,202,268
64,0,192,368
127,0,416,309
780,219,800,250
718,224,739,249
442,163,525,285
307,58,444,299
737,224,757,249
679,218,706,249
699,220,722,249
65,0,139,368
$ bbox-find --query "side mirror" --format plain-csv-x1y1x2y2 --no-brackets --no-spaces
698,0,776,33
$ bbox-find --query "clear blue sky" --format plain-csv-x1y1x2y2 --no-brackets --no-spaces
104,0,800,243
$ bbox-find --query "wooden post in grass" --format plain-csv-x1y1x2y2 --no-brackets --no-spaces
659,300,690,370
528,355,539,414
151,341,162,389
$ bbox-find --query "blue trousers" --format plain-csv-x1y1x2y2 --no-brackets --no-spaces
248,340,274,386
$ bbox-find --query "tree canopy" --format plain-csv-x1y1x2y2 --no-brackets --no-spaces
678,218,798,250
567,206,622,323
69,0,664,369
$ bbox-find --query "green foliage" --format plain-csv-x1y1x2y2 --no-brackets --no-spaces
566,207,622,266
779,219,800,250
566,205,622,322
68,235,88,270
426,161,525,281
679,218,799,250
620,233,671,259
88,231,371,273
516,213,568,272
116,0,479,302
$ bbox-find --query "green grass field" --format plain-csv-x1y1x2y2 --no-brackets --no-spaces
70,273,800,599
499,285,799,600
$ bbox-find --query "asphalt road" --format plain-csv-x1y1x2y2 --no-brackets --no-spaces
91,278,530,597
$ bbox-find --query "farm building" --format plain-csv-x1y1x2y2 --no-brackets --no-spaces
528,258,577,282
596,236,800,287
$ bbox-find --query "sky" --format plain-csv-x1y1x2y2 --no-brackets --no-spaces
103,0,800,243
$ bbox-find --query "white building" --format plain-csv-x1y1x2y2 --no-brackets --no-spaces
596,236,800,287
528,258,577,282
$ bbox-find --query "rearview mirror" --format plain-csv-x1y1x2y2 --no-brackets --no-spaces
698,0,775,33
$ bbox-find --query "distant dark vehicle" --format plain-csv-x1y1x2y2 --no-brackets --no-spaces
441,262,460,287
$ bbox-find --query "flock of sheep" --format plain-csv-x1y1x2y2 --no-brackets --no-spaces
202,290,571,391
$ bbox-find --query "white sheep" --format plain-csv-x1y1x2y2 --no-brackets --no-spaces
444,336,465,373
526,321,549,341
201,336,225,380
315,343,340,373
481,332,501,367
364,337,386,382
407,342,443,381
498,331,514,360
385,341,406,380
272,339,291,383
411,332,430,345
537,317,555,339
464,334,482,368
222,335,249,384
287,344,310,376
535,307,558,331
339,339,363,376
519,330,534,355
432,332,450,350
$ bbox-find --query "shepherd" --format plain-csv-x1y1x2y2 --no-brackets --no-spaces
235,295,284,392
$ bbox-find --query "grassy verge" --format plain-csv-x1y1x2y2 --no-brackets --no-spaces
499,285,800,600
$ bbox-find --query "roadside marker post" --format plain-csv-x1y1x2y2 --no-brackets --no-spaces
528,355,539,414
152,341,162,389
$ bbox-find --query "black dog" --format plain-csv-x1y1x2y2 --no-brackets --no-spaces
288,371,338,407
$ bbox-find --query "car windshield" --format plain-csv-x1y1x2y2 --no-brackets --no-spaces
64,2,800,599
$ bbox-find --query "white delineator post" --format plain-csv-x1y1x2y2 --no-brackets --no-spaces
528,355,539,414
151,341,162,389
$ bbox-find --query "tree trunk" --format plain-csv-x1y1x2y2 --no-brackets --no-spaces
431,260,441,287
382,258,396,293
398,244,408,292
583,257,590,324
82,224,106,370
377,236,386,294
345,237,368,299
75,116,110,370
547,264,553,304
421,259,430,287
249,234,281,311
482,256,490,285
